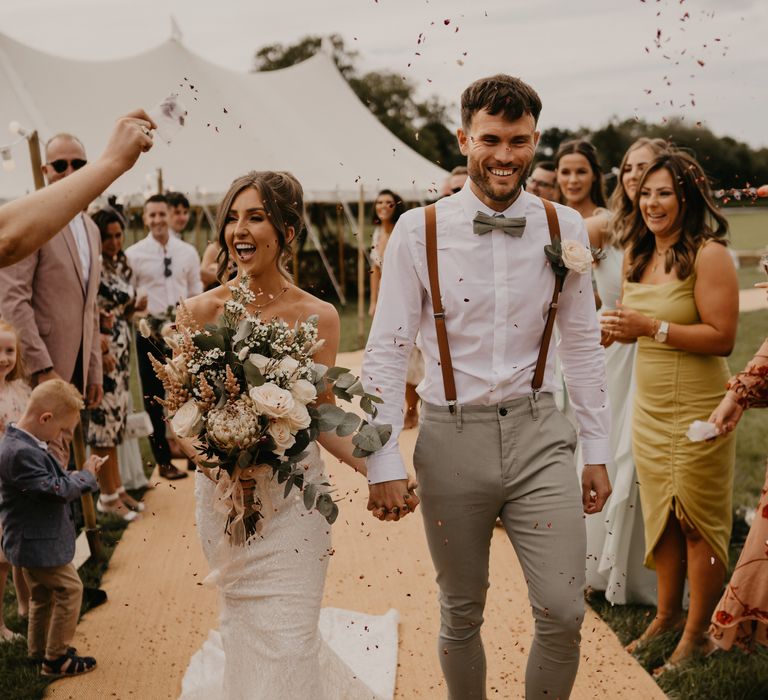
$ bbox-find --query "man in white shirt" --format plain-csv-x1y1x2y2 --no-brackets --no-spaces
125,194,202,480
166,191,191,239
0,133,103,466
363,75,612,699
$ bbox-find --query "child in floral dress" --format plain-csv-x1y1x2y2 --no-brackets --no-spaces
0,320,31,642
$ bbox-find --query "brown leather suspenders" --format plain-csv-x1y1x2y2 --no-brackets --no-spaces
424,197,563,412
424,204,458,411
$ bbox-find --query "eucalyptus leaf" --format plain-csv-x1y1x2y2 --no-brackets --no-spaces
316,493,334,518
243,362,265,388
352,446,368,459
360,396,373,415
303,483,317,510
284,474,295,499
327,504,339,525
336,412,361,437
352,424,383,452
194,332,225,352
334,372,357,390
324,367,350,382
315,403,346,431
346,379,365,396
332,385,353,403
376,424,393,447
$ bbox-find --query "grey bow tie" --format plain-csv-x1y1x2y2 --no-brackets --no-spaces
473,211,526,237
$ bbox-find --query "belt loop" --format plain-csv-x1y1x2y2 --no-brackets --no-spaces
529,391,539,421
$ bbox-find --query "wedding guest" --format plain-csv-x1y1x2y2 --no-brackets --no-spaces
0,320,31,642
167,191,191,239
585,139,672,606
0,133,103,466
368,190,424,430
200,239,236,290
525,160,557,200
364,74,612,699
125,195,202,480
707,314,768,652
555,139,609,237
439,165,469,197
0,110,154,268
87,208,146,519
0,380,101,676
601,151,738,673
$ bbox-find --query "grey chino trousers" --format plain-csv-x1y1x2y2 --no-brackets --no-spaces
413,393,586,700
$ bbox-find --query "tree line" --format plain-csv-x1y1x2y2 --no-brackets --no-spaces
253,34,768,191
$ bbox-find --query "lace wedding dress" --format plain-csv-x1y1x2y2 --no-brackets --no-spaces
180,443,398,699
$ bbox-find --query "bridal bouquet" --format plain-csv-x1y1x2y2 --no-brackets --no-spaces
150,276,390,544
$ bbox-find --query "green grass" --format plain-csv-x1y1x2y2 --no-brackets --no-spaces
737,265,766,290
0,499,140,700
726,208,768,251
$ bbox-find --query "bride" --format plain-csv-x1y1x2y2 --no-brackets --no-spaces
176,171,415,699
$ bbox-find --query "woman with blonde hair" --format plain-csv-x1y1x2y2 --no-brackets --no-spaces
584,139,672,606
601,151,738,673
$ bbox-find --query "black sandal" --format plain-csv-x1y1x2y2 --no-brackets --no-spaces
41,648,97,676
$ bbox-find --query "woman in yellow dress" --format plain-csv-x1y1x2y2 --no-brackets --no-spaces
600,151,738,672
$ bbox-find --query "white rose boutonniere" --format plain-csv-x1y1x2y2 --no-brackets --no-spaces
171,399,203,438
560,240,593,274
249,382,295,418
545,239,601,279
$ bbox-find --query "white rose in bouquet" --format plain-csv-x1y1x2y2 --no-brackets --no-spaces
291,378,317,405
278,356,300,376
560,240,593,274
285,401,311,431
248,353,270,373
249,382,294,417
268,418,297,454
171,399,203,438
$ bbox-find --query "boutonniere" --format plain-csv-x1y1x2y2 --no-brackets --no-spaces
544,240,605,279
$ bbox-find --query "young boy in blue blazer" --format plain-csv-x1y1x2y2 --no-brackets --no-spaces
0,379,102,676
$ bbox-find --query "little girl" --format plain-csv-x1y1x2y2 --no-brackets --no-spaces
0,320,32,642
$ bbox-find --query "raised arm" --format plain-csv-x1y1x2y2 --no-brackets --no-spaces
0,110,155,267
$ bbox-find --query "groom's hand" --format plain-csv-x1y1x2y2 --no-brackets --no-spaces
368,479,420,522
582,464,611,514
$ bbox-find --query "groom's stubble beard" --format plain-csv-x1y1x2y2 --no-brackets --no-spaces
467,157,533,208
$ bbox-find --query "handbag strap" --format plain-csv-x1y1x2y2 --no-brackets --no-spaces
532,198,563,392
424,204,458,411
424,197,564,407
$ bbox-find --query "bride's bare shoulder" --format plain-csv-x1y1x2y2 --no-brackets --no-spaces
291,288,339,328
183,286,230,327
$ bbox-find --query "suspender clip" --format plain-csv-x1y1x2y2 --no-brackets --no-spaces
433,311,446,320
529,391,540,421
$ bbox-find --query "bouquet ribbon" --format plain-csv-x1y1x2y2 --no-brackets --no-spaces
211,465,274,546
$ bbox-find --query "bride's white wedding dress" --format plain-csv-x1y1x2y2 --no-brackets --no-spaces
180,443,398,700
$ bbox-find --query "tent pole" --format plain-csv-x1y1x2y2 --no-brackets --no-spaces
337,203,345,298
304,214,345,304
27,131,45,190
357,185,365,348
193,205,203,256
157,167,163,194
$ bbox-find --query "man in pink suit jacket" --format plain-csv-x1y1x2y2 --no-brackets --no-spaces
0,133,103,465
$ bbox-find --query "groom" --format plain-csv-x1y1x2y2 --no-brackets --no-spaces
362,74,612,699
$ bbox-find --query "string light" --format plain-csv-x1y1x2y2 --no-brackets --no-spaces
2,120,36,176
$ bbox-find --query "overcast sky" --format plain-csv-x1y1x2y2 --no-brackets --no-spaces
1,0,766,152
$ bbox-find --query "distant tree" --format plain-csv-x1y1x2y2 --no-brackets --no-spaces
253,34,357,80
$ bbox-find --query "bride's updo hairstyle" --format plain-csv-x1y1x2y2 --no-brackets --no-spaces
215,171,306,283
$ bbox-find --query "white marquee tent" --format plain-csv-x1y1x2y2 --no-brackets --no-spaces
0,31,449,204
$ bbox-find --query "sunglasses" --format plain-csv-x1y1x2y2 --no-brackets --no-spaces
47,158,87,174
163,257,172,278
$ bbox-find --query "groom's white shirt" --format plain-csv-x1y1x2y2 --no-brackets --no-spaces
362,181,611,484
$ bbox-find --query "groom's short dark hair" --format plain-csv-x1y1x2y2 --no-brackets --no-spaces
461,75,542,129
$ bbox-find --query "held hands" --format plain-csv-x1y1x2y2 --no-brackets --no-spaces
599,302,653,347
708,391,744,436
367,477,420,522
582,464,612,515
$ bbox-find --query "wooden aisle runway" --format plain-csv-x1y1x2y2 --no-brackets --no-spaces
47,351,665,699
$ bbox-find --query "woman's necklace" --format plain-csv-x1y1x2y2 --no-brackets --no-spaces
652,246,669,274
250,286,290,310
